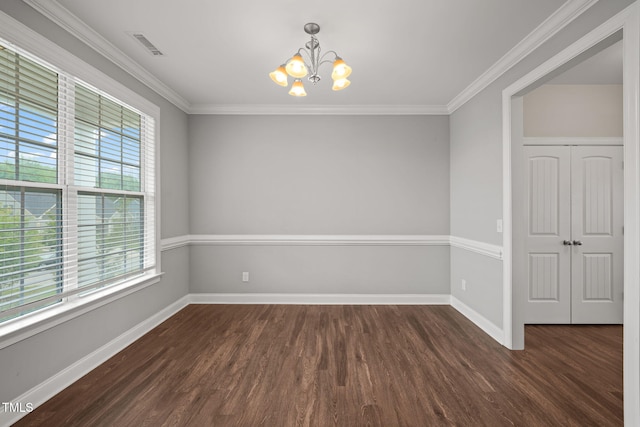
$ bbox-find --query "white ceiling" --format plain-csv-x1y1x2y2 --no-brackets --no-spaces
35,0,575,112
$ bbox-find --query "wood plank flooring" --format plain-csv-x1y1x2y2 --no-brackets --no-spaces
15,305,622,426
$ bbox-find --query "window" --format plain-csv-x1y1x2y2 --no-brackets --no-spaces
0,40,156,325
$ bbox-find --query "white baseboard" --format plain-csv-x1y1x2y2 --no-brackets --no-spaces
0,295,190,427
450,296,504,345
188,293,451,305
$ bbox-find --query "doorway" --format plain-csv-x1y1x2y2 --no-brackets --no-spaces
502,5,640,422
513,36,624,326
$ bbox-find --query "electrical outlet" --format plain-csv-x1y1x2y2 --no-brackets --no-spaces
242,272,249,282
461,279,466,291
496,219,503,233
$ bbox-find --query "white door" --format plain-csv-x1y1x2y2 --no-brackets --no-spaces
570,146,623,323
523,146,572,323
523,145,623,324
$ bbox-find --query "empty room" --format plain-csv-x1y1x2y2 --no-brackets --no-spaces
0,0,639,425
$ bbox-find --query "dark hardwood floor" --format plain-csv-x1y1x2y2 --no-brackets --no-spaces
15,305,622,426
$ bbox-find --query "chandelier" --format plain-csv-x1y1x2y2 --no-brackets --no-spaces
269,23,352,97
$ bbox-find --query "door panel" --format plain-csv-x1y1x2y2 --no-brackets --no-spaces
528,253,560,300
523,146,571,323
571,146,623,323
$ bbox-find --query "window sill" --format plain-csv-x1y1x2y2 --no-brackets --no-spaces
0,272,163,350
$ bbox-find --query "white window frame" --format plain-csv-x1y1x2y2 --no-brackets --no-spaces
0,10,161,349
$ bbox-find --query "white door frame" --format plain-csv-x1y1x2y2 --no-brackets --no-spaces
502,2,639,423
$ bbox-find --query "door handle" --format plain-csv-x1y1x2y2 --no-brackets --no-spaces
572,240,583,246
563,240,573,246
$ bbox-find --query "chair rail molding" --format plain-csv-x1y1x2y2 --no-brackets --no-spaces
162,234,503,260
448,236,503,260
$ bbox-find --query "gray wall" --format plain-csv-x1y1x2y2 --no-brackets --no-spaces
189,115,450,294
189,115,449,235
190,245,449,294
0,0,190,403
449,0,634,329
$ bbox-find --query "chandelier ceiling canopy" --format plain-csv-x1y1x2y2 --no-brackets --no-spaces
269,23,352,97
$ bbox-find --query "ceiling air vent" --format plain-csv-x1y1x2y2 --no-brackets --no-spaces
131,33,164,56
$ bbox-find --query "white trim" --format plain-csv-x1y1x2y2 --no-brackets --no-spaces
0,10,160,119
0,179,63,190
189,104,449,116
153,104,162,273
189,234,450,246
449,236,503,260
0,273,163,350
502,2,636,348
161,235,191,252
502,3,639,423
450,296,504,345
0,295,189,426
448,0,598,113
188,293,450,305
502,8,633,107
0,8,163,343
522,137,623,146
22,0,190,113
163,234,504,259
502,90,514,350
622,4,640,423
163,234,505,258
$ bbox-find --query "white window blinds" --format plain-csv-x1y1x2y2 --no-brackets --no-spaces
73,83,156,292
0,41,156,324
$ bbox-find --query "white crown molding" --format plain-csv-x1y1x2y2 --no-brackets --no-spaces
450,296,504,344
23,0,191,113
22,0,446,117
447,0,599,114
189,293,451,305
188,104,450,115
449,236,503,260
21,0,597,117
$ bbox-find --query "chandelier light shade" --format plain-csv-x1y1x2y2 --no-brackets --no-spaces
331,57,352,80
270,23,352,97
332,78,351,91
269,65,288,87
288,79,307,96
285,54,308,78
